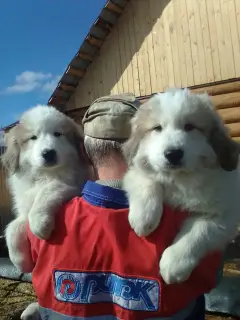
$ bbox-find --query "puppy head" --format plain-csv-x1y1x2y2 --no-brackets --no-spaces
3,105,86,175
20,105,86,172
123,89,239,174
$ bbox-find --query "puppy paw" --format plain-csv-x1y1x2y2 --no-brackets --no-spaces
29,213,54,240
21,302,40,320
159,246,196,284
128,204,161,237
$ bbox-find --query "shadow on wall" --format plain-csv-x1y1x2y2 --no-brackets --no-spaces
101,0,171,95
73,0,171,108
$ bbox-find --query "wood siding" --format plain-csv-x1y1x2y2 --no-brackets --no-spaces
66,0,240,111
65,79,240,142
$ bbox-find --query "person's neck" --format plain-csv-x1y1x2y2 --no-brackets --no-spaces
96,166,125,189
94,157,128,188
97,162,127,181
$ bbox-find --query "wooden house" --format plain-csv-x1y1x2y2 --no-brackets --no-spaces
49,0,240,143
0,3,240,317
2,0,240,235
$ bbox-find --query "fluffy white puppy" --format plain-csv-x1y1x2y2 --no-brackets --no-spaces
2,105,87,273
123,88,240,285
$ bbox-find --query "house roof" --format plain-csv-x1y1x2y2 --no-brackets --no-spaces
2,121,19,132
48,0,129,110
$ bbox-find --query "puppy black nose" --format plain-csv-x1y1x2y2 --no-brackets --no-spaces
164,148,184,165
42,149,57,165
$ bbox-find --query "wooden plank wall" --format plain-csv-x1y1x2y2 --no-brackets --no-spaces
66,80,240,142
66,0,240,111
191,81,240,142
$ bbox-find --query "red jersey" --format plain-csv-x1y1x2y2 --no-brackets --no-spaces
27,181,222,320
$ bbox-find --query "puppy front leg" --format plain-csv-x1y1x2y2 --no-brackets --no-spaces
123,166,163,237
28,183,77,240
5,217,34,273
160,216,234,284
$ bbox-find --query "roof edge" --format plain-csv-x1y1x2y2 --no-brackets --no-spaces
48,0,129,110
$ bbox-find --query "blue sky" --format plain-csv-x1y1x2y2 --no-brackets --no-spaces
0,0,106,128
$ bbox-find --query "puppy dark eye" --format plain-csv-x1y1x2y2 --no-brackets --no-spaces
184,124,195,132
54,132,62,137
30,135,37,140
153,125,162,132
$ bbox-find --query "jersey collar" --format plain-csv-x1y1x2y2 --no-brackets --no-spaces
82,180,129,209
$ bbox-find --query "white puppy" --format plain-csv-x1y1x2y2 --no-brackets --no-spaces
123,88,240,285
2,105,87,273
2,105,88,320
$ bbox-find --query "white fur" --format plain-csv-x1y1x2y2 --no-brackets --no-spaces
3,105,86,269
123,89,240,284
20,302,40,320
2,105,87,319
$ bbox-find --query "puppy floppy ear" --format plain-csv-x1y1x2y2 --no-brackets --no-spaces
195,91,239,171
67,119,90,163
123,98,155,164
122,115,142,164
209,121,240,171
72,121,84,149
1,126,21,173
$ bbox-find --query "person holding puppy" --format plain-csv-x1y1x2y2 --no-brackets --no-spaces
25,94,222,320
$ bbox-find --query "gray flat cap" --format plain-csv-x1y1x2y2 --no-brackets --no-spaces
82,94,140,140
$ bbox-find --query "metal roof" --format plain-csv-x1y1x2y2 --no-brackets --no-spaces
48,0,129,110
